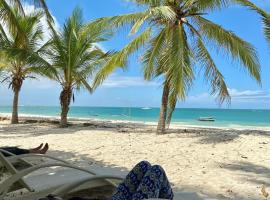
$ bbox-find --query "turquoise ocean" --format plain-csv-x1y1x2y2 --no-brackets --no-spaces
0,106,269,128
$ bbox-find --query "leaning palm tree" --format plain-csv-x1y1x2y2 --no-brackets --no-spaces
45,8,111,127
92,0,262,134
0,6,50,124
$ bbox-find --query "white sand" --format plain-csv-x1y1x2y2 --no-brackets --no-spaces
0,119,270,200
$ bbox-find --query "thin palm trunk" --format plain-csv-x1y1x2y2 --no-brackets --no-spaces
11,86,20,124
166,100,176,129
157,81,170,134
60,87,72,127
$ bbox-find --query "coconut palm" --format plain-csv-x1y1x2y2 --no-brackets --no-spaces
45,8,111,127
92,0,262,134
0,5,51,124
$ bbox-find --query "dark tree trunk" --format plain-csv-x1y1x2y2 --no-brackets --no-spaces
166,101,176,129
60,87,72,127
11,76,23,124
11,87,20,124
157,82,170,134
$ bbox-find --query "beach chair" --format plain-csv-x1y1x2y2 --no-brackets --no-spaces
0,149,71,193
0,148,70,169
0,151,124,200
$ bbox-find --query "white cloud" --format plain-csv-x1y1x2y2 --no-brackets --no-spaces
101,74,159,88
186,88,270,105
228,88,270,100
22,77,59,90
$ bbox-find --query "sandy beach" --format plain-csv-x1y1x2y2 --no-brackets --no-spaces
1,117,270,200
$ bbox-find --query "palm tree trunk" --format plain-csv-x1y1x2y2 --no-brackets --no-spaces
60,87,72,127
166,103,176,129
11,87,20,124
157,82,170,134
166,94,177,129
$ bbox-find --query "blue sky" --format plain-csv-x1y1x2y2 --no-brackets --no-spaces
0,0,269,109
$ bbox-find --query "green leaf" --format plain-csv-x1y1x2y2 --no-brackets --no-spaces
195,16,261,84
93,28,152,89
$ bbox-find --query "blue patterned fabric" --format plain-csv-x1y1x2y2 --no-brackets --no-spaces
110,161,174,200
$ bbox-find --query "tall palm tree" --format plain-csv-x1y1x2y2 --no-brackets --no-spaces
92,0,262,134
45,8,111,127
0,5,50,124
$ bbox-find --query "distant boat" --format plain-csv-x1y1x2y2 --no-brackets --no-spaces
198,117,215,122
141,107,152,110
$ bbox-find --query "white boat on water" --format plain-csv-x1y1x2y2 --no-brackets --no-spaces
141,107,152,110
198,117,215,122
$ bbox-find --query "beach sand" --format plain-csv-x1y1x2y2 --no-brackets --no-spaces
1,117,270,200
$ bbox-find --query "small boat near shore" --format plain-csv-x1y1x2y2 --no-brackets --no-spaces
198,117,215,122
141,107,152,110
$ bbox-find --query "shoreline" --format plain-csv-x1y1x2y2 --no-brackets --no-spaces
0,113,269,131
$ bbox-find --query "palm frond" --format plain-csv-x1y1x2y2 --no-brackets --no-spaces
93,6,175,35
126,0,162,7
93,28,152,89
7,0,25,15
143,27,166,80
234,0,270,43
0,0,24,36
166,25,194,100
196,38,230,104
195,16,261,84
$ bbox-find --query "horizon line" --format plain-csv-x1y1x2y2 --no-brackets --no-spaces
0,105,269,111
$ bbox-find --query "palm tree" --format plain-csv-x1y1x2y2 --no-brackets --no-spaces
45,8,111,127
0,5,50,124
92,0,262,134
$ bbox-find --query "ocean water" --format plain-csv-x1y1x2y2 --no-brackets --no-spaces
0,106,269,128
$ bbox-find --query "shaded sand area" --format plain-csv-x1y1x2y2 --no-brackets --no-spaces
1,118,270,200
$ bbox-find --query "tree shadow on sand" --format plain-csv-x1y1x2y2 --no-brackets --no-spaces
41,149,261,200
1,120,270,145
46,150,209,200
220,161,270,187
0,119,155,139
166,128,270,144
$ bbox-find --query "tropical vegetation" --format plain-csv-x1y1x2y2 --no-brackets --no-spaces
0,5,50,124
44,8,111,127
0,0,268,131
91,0,262,134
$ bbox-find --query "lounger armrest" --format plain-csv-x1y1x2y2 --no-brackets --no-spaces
0,163,98,198
52,175,124,197
7,154,70,164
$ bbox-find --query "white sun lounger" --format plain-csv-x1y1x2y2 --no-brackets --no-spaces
0,151,169,200
0,149,71,193
0,151,124,200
